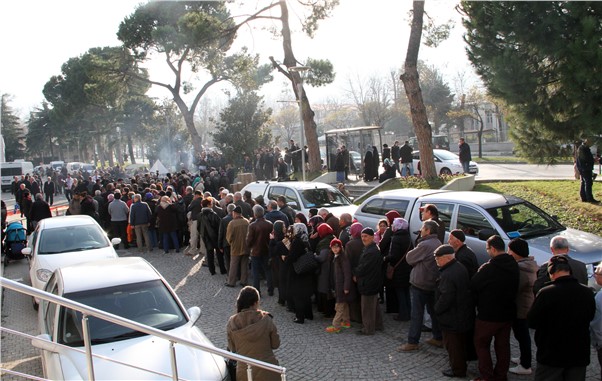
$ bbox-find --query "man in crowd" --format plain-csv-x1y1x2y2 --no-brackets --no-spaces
43,176,55,206
399,220,442,351
419,204,445,244
533,236,588,294
447,229,478,279
185,190,203,256
276,195,295,226
458,137,472,174
399,140,414,177
225,206,249,287
471,235,519,381
528,255,595,380
218,203,236,274
433,244,473,378
233,191,253,219
353,227,384,336
108,191,129,250
338,213,353,246
129,194,153,253
576,137,599,203
246,204,274,295
265,200,289,227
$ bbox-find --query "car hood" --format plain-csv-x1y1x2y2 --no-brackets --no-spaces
57,324,226,380
523,227,602,266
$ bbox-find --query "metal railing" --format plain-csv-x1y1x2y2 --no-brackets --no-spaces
0,277,287,381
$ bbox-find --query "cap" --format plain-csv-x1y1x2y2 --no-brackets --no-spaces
434,244,455,257
361,227,375,236
330,238,343,248
450,229,466,243
508,238,529,258
233,206,242,214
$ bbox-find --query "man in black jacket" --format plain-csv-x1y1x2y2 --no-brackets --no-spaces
43,176,55,206
434,245,473,378
576,137,599,203
528,255,595,380
399,141,414,177
532,235,588,294
198,198,226,275
353,227,384,335
471,235,519,381
447,229,478,279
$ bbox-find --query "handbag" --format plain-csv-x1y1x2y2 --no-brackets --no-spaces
293,249,318,275
386,245,411,280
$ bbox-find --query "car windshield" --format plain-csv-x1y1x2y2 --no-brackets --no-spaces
485,201,564,239
38,225,110,254
59,280,187,347
300,188,351,208
435,150,459,161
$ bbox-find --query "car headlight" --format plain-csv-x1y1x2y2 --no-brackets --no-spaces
36,269,53,283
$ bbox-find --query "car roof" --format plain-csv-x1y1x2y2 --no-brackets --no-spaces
57,257,161,294
372,188,449,199
419,191,524,209
244,181,336,191
39,215,99,229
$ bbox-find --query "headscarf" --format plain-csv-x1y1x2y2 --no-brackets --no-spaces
160,195,171,209
365,144,372,153
273,220,286,241
295,212,308,225
293,222,309,244
317,223,334,239
391,217,409,232
107,193,114,202
385,210,401,225
350,222,364,238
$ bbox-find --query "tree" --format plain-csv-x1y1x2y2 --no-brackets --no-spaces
418,61,454,133
211,91,272,166
460,1,602,161
345,74,393,128
1,94,25,161
25,103,56,161
117,2,271,154
270,105,300,143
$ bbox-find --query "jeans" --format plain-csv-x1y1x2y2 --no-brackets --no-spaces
394,286,411,320
148,228,158,249
512,318,532,369
401,162,414,177
408,286,441,344
462,161,470,174
162,231,180,252
579,170,595,201
251,255,273,294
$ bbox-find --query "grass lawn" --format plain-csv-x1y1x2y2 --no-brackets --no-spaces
475,181,602,236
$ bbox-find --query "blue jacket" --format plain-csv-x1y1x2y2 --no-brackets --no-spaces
129,201,152,226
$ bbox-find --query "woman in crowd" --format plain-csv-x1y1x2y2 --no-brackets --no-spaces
374,218,388,245
286,223,315,324
326,238,355,333
315,223,336,318
226,286,280,381
269,221,290,307
155,195,180,253
384,217,413,321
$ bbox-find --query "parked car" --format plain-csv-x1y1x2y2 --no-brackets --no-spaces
24,215,120,309
354,189,602,286
413,149,479,175
33,257,229,380
241,181,357,218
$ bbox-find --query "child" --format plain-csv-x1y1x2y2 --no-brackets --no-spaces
325,238,355,333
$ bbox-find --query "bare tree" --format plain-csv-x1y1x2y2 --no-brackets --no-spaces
345,73,393,127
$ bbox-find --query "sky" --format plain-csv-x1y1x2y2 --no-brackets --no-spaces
0,0,479,118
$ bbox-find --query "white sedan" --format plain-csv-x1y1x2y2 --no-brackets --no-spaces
413,149,479,175
34,257,229,380
24,215,120,309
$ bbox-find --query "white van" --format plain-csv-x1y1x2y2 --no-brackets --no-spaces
1,161,34,192
49,161,65,171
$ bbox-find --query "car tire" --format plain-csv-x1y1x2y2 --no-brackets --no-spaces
440,168,452,175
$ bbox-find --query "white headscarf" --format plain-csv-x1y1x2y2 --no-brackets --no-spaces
392,217,409,232
293,222,309,243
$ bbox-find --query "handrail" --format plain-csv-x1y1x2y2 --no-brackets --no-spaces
1,277,287,380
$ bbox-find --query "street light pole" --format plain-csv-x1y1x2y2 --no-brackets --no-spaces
289,66,309,181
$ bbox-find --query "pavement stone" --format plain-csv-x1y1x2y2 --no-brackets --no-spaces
1,247,601,380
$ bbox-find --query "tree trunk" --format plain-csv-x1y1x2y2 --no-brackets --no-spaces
279,0,320,172
173,95,203,155
400,1,437,178
127,133,136,164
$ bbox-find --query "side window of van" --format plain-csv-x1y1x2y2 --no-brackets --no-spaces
457,205,494,237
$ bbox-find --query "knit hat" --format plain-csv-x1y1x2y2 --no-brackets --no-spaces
317,223,334,238
450,229,466,243
385,210,401,225
330,238,343,248
145,192,154,200
361,227,375,236
434,244,455,257
508,238,529,258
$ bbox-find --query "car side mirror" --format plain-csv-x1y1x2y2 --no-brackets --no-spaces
111,238,122,246
478,229,498,241
22,247,32,256
188,306,202,325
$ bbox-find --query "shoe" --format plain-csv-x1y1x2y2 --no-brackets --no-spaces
397,343,419,352
325,326,341,333
511,357,520,364
426,338,443,348
293,318,304,324
340,321,351,329
421,324,432,332
442,369,465,378
224,283,235,288
509,365,532,375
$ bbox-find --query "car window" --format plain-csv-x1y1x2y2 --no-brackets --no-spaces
58,280,186,347
38,225,109,254
360,198,410,217
284,188,300,210
486,201,563,239
267,186,286,202
300,188,351,208
422,202,454,232
457,205,495,238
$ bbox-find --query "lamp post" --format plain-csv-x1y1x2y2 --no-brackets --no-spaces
289,66,309,181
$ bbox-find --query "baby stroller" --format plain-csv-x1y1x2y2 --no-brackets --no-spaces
3,221,28,266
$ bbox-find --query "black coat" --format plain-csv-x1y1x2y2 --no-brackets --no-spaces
354,242,383,296
29,199,52,222
528,276,595,367
435,259,474,332
470,253,519,322
455,244,478,279
383,229,412,288
198,207,221,251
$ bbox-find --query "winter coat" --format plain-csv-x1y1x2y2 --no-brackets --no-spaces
218,214,233,249
226,217,249,256
354,242,383,296
333,251,356,303
315,234,335,294
226,309,280,381
528,276,595,368
29,199,52,222
455,244,478,279
458,141,472,163
155,203,178,233
406,234,441,292
198,207,221,251
383,229,412,288
345,237,364,271
515,256,538,319
435,259,474,332
533,255,588,295
324,213,341,237
129,201,152,226
471,253,519,322
246,217,273,257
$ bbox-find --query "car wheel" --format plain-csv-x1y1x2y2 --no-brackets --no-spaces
32,297,39,311
440,168,452,175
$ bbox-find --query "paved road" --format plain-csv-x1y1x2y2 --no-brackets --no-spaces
2,248,600,380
